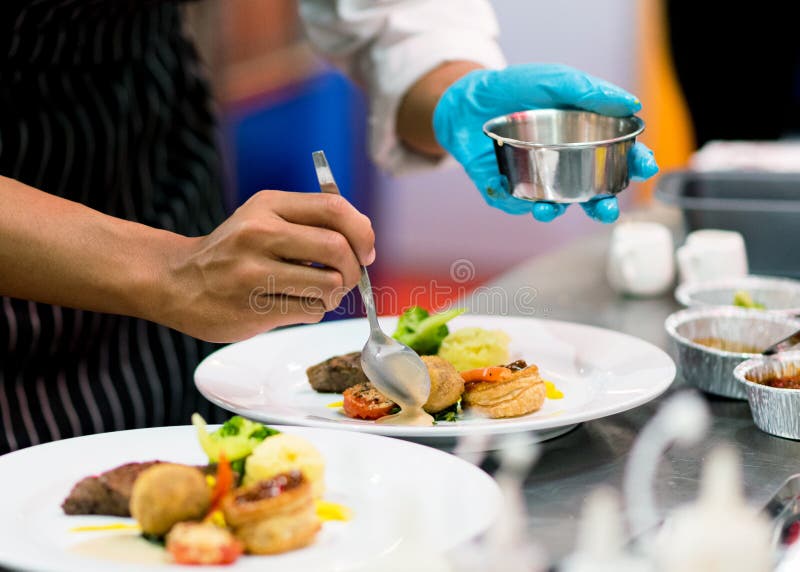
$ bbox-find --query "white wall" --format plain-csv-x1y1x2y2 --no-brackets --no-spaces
374,0,642,277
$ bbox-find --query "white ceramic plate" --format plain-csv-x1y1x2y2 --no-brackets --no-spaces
195,315,676,439
0,425,499,572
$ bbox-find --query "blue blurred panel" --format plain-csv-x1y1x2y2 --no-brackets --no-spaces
224,68,374,320
228,68,373,217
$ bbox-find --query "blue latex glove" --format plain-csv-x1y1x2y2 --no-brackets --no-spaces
433,64,659,223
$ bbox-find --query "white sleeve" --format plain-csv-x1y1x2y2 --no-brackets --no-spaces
298,0,507,174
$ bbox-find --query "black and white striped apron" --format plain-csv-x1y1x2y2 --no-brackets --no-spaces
0,0,231,454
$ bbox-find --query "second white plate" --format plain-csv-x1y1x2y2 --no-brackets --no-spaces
0,425,499,572
194,315,676,439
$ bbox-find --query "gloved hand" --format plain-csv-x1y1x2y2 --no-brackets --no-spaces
433,64,659,223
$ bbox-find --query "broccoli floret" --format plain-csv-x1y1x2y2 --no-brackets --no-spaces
217,416,244,437
191,413,278,463
248,425,279,441
392,306,465,355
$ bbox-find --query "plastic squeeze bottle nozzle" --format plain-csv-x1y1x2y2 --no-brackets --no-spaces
655,444,773,572
559,486,653,572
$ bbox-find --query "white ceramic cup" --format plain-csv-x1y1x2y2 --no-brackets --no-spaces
606,222,676,297
676,229,748,284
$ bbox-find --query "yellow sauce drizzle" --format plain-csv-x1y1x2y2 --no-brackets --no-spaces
544,380,564,400
70,523,141,533
326,401,344,409
316,499,351,521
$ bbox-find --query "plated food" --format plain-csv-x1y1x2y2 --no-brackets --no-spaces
194,313,677,440
461,360,547,419
61,415,339,566
0,424,503,572
308,307,562,424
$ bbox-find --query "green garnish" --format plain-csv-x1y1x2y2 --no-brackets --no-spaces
392,306,465,355
230,458,246,476
192,413,279,464
141,532,166,546
433,402,460,424
733,290,766,310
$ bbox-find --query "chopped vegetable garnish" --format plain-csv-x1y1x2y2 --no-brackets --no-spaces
192,413,279,464
733,290,766,310
392,306,465,355
432,402,460,423
460,366,512,383
207,452,234,516
206,510,226,528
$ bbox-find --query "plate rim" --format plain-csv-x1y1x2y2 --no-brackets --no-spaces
194,314,677,438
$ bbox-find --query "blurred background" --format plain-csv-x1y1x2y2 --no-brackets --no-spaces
183,0,798,316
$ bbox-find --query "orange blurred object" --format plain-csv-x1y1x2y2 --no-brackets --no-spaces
635,0,696,203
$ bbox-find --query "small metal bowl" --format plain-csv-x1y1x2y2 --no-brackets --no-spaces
665,307,800,399
675,275,800,316
482,109,644,203
735,351,800,439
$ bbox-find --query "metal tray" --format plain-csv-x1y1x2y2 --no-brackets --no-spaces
655,170,800,278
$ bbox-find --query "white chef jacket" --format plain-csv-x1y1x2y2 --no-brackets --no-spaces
298,0,507,174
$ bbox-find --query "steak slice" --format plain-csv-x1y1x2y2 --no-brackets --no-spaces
62,461,161,516
306,351,369,393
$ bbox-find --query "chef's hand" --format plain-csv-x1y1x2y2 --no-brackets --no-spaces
432,63,659,223
161,191,375,343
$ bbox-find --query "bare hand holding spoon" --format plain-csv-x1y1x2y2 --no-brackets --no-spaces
312,151,433,426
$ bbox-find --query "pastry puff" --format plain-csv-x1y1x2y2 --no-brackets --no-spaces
461,364,546,419
221,471,321,555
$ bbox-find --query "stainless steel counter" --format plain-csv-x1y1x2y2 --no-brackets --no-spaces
461,211,800,564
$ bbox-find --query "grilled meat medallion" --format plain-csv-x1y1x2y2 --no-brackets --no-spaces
61,461,162,516
306,351,369,393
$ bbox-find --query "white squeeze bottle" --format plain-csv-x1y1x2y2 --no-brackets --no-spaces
559,486,653,572
450,433,547,572
655,444,773,572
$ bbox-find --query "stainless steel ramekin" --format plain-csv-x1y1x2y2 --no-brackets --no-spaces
665,307,800,399
482,109,644,203
735,351,800,440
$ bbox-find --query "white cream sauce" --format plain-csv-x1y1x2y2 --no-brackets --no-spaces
376,407,433,426
368,348,434,426
70,533,167,565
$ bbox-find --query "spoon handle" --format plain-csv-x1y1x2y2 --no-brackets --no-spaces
763,329,800,356
356,267,382,333
312,150,382,333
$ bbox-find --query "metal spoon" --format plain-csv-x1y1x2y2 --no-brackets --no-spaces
312,151,433,425
762,328,800,356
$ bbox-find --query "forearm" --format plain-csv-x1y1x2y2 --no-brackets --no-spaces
0,175,182,320
299,0,505,172
397,60,485,157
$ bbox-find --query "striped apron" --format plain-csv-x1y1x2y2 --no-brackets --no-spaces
0,0,231,453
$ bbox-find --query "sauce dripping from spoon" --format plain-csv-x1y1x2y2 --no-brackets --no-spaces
363,343,433,427
313,150,432,426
